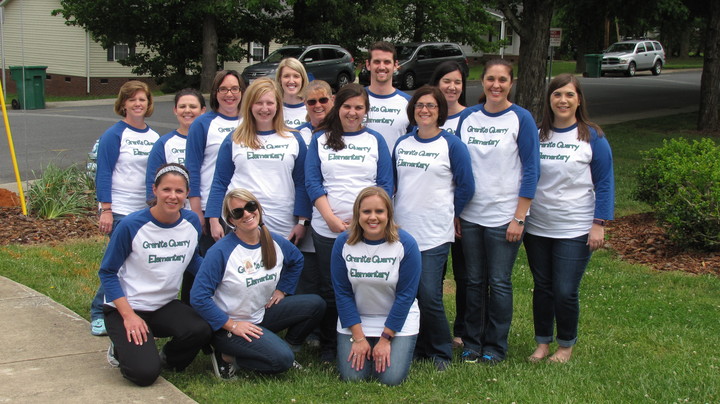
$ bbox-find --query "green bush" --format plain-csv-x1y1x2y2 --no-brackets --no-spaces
635,138,720,251
28,164,96,219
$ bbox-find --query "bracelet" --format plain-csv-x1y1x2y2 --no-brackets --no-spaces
100,208,112,213
349,336,366,343
227,322,237,337
593,218,607,226
381,331,394,341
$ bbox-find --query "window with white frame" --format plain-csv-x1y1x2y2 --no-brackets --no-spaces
250,42,266,63
107,44,134,62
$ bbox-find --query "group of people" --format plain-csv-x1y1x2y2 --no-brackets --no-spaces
90,40,614,387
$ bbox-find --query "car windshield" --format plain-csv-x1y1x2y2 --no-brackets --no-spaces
263,48,304,63
396,45,418,62
606,43,636,53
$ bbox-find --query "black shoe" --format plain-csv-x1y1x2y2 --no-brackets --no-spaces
211,348,237,380
479,353,502,366
461,349,481,363
320,349,336,364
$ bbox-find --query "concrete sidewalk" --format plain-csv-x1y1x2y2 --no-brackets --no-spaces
0,276,196,403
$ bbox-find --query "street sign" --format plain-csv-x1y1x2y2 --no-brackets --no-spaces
550,28,562,47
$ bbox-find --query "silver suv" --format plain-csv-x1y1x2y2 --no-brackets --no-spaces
601,39,665,77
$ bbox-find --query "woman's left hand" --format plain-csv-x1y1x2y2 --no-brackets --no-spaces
288,224,306,245
373,338,392,373
506,220,524,243
265,289,286,308
588,224,605,251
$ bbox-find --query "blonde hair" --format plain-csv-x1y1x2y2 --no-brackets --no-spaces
222,188,277,269
302,80,333,122
276,58,309,98
347,187,399,245
232,78,291,149
114,80,153,117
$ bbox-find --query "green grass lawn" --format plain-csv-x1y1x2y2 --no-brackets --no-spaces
0,113,717,402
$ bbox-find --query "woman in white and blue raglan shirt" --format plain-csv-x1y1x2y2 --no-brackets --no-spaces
456,59,540,364
525,74,614,364
185,70,244,255
100,164,211,387
305,83,394,362
430,61,469,350
393,86,474,371
276,58,309,128
331,187,421,386
191,189,325,378
91,81,160,337
205,78,311,248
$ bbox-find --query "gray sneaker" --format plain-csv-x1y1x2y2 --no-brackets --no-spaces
211,348,237,380
107,343,119,368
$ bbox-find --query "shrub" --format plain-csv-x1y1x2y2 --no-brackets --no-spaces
635,138,720,251
28,164,96,219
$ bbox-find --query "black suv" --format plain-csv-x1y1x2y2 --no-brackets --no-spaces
241,44,356,90
359,42,469,90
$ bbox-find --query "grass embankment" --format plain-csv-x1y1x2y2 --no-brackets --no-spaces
0,113,717,402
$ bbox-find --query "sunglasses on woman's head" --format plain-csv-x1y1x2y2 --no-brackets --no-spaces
306,97,329,106
230,200,259,220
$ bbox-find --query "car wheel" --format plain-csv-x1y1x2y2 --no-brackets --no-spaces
651,60,662,76
625,62,636,77
336,72,351,90
402,72,416,90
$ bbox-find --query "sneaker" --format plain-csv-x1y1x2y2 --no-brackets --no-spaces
292,360,304,370
320,349,336,364
434,359,451,372
479,354,502,366
91,318,107,336
461,349,481,363
211,349,237,380
106,343,119,368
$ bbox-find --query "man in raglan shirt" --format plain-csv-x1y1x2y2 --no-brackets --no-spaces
364,41,411,154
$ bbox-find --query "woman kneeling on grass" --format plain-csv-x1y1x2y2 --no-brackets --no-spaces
100,163,212,387
191,189,325,379
331,187,421,386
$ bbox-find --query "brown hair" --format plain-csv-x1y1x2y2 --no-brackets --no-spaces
232,78,291,149
317,83,368,151
347,187,399,245
369,41,397,62
222,188,277,269
477,59,514,105
114,80,153,117
539,73,603,142
407,85,448,127
209,70,245,113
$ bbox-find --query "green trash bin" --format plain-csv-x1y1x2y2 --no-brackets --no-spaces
9,66,48,109
584,54,602,78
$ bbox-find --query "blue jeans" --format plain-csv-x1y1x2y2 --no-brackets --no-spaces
311,228,339,354
414,243,453,362
337,334,417,386
523,233,592,347
450,239,467,339
213,294,325,374
460,219,522,360
91,212,125,321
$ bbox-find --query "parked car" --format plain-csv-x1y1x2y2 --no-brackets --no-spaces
601,39,665,77
241,44,355,91
358,42,469,90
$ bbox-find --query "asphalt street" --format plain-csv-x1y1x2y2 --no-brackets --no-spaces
0,70,702,185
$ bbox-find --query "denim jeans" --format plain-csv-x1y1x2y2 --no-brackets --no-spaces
414,243,453,362
337,334,417,386
460,219,522,360
450,240,467,339
213,294,326,374
91,212,125,321
523,233,592,347
311,228,339,354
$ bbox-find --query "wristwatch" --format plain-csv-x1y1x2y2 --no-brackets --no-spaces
350,336,366,343
513,217,525,225
298,218,311,227
381,331,394,341
593,218,607,226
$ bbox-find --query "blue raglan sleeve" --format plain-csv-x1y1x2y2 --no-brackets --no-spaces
305,132,327,203
516,108,540,199
205,135,234,218
145,134,169,202
95,124,122,203
274,234,304,295
291,132,313,218
590,130,615,220
331,233,362,328
374,133,394,197
190,242,231,331
384,231,421,332
98,218,136,302
446,133,475,217
185,115,211,198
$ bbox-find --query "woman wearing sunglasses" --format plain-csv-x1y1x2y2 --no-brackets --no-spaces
191,189,325,379
277,58,310,128
204,78,312,250
392,86,474,371
305,83,394,362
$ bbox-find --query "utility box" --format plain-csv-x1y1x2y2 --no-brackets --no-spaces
9,66,48,109
583,55,602,78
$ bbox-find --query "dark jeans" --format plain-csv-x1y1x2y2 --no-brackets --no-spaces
460,219,522,360
104,300,212,386
91,212,124,321
450,239,467,339
524,233,592,347
213,294,326,374
415,243,453,362
311,228,339,354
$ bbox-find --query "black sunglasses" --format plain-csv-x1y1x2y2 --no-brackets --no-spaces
230,200,259,220
306,97,329,106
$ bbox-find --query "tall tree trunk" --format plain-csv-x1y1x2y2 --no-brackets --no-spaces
413,3,425,42
679,24,691,58
698,0,720,133
200,14,219,93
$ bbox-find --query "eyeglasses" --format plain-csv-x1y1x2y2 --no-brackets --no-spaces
218,86,241,94
306,97,329,106
230,200,258,220
414,103,438,110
